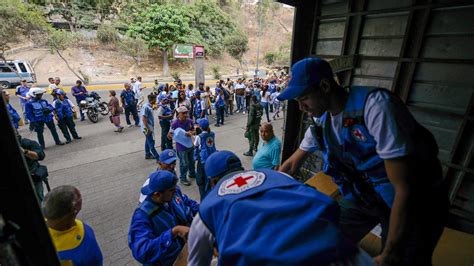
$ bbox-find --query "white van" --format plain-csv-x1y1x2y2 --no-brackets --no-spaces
0,60,36,89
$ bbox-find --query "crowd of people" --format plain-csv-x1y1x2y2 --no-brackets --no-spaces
3,57,449,266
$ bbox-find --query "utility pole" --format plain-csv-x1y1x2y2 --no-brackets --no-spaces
255,0,263,78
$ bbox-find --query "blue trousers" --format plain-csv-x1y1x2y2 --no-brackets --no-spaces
177,147,196,181
236,95,244,112
261,102,270,122
144,131,160,159
196,161,209,200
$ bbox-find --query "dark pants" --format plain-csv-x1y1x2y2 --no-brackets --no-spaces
261,102,270,122
226,99,233,115
248,126,259,152
57,116,79,141
216,105,225,125
339,184,449,266
160,120,173,151
144,132,160,159
196,161,208,200
124,105,139,125
33,120,62,148
245,95,251,111
177,147,196,181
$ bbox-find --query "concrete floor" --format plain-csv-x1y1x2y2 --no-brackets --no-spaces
13,88,284,265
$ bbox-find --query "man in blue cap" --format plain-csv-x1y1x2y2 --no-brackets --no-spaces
129,170,199,266
214,87,226,127
194,118,216,199
278,57,448,265
188,150,374,266
157,97,174,151
138,149,178,203
53,90,81,144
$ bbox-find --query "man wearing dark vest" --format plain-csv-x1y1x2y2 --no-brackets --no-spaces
129,170,199,266
278,58,449,266
194,118,217,199
188,150,374,266
25,87,65,148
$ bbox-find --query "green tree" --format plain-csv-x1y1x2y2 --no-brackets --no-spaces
118,37,149,66
47,30,88,83
0,0,50,74
264,51,277,65
224,31,249,72
187,0,237,56
127,4,191,76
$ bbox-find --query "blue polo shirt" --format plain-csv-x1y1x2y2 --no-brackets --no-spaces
140,103,154,132
252,136,282,169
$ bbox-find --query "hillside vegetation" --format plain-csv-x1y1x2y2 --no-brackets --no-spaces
2,0,293,84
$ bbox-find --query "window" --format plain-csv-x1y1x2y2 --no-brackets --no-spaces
0,66,13,73
18,63,27,73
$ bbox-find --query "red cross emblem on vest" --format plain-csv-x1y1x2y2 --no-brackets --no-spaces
352,128,367,142
218,171,266,196
206,136,214,147
227,175,254,188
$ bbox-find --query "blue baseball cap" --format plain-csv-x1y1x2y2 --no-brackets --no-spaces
197,118,209,129
159,149,177,164
55,90,65,95
141,170,178,195
277,58,334,101
205,151,242,179
194,90,201,96
215,88,221,93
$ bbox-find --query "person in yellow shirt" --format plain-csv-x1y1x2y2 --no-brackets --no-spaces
43,185,103,266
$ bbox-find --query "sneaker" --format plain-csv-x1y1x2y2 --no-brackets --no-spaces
214,123,220,127
127,124,133,128
243,151,253,156
243,111,246,114
145,155,156,160
236,110,240,113
180,179,191,186
56,142,65,146
118,127,124,132
65,140,72,144
74,136,82,140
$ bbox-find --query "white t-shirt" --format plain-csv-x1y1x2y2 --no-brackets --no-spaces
299,90,416,160
260,91,271,103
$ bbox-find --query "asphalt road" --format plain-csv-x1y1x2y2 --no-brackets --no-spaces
13,89,284,265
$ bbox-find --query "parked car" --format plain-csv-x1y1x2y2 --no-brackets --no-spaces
0,60,36,89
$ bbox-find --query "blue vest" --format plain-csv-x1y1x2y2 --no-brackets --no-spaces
200,169,357,266
137,189,194,265
216,94,225,107
7,103,20,128
56,222,103,266
29,99,53,122
194,98,202,117
159,104,173,122
315,86,439,207
122,90,136,106
197,132,216,164
54,99,74,120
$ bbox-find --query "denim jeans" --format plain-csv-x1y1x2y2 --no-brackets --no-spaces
177,147,196,181
261,102,270,122
159,120,173,151
144,131,160,159
236,95,244,112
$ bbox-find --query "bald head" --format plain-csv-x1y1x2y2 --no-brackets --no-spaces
260,122,274,142
43,185,81,220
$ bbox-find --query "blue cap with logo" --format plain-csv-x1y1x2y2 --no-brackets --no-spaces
197,118,209,129
141,170,178,195
159,149,177,164
205,150,242,179
277,58,334,101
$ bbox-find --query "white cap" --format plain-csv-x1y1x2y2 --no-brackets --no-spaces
30,87,46,95
176,106,188,113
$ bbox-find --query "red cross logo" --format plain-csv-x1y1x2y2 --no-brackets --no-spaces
206,137,214,147
352,128,366,142
227,175,254,188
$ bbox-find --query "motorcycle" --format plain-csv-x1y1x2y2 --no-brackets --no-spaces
79,91,109,123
